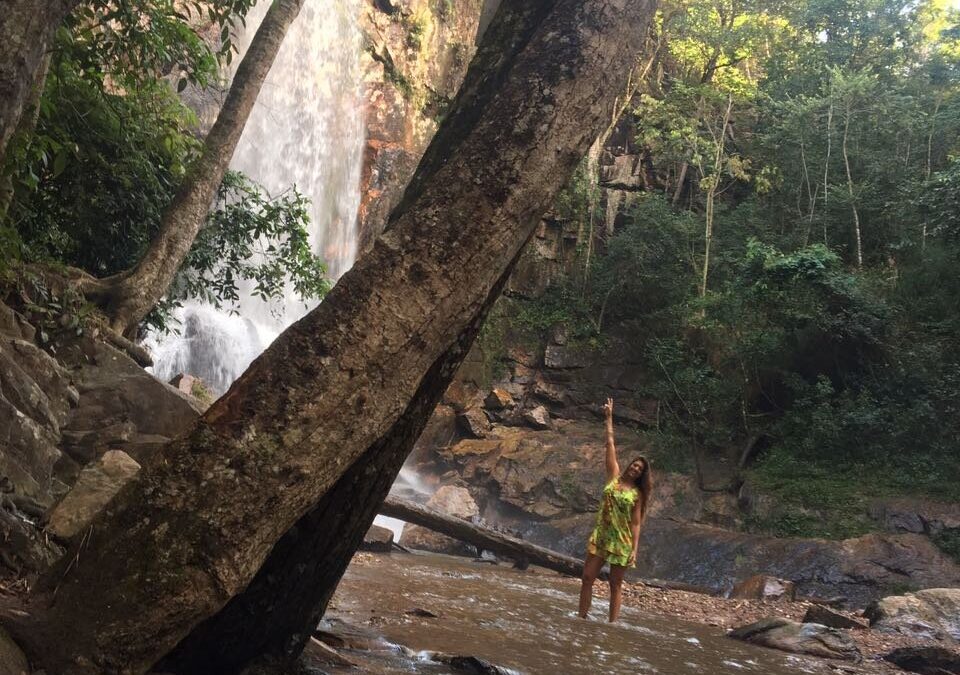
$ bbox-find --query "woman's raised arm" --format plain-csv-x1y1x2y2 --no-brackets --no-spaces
603,397,619,482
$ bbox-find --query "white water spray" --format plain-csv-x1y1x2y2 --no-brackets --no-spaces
149,0,364,393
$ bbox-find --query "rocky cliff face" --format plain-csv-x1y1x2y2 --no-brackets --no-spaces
357,0,490,247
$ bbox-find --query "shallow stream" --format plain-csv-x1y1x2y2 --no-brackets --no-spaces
318,552,845,674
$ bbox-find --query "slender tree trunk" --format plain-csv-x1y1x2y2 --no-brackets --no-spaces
922,96,941,252
8,1,654,673
699,94,732,299
84,0,307,335
823,96,833,245
0,0,79,168
672,161,688,205
0,53,51,221
841,100,862,268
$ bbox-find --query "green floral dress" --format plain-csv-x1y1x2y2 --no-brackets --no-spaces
587,478,638,567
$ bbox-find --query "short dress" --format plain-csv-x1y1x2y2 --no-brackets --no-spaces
587,478,638,567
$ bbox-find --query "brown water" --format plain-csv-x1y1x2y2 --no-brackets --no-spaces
317,552,847,675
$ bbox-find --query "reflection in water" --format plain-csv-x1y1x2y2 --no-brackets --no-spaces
321,553,834,674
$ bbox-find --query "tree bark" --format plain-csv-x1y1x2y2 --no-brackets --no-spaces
9,0,654,672
0,0,79,168
841,100,862,267
380,496,589,577
84,0,307,335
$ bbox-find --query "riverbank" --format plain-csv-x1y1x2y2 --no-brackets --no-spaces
319,552,957,674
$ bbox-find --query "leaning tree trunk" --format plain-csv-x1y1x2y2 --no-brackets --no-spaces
83,0,306,335
10,0,654,672
0,0,80,168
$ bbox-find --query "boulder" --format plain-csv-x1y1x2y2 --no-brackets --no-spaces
45,450,141,540
883,646,960,675
802,605,867,630
399,486,480,556
864,588,960,640
729,575,797,602
870,498,960,536
483,389,514,411
360,524,394,553
532,378,566,405
522,405,551,430
456,408,491,439
0,626,28,675
728,617,862,661
543,345,588,370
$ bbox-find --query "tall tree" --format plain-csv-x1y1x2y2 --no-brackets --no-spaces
80,0,306,335
0,0,82,167
6,0,655,673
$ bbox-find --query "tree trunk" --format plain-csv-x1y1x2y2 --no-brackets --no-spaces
841,101,862,268
380,496,589,577
10,0,654,673
84,0,307,335
0,0,79,168
0,52,50,221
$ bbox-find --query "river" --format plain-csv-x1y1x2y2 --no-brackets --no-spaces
311,552,852,674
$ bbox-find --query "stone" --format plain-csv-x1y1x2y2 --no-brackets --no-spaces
802,605,868,630
522,405,551,430
864,588,960,640
543,345,588,370
506,346,538,368
532,378,566,405
883,646,960,675
729,575,797,602
302,636,359,668
510,363,536,385
456,408,491,439
728,618,862,661
870,498,960,536
0,626,28,675
360,524,394,553
483,388,514,411
169,373,196,396
399,486,480,557
45,450,141,540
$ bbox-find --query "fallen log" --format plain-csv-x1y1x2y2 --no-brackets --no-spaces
380,496,586,578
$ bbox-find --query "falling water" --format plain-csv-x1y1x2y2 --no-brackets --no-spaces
149,0,364,393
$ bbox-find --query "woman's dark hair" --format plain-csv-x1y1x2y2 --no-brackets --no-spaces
625,455,653,522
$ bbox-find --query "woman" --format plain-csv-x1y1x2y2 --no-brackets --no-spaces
578,397,652,622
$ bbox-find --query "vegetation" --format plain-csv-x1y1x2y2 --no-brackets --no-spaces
0,0,329,333
517,0,960,544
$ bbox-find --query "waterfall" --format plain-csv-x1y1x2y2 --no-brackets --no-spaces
148,0,364,394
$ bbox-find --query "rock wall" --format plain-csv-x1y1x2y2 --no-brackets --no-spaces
357,0,490,247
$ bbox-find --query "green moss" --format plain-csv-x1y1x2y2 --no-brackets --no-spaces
932,530,960,564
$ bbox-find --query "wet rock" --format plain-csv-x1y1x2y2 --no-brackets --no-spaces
457,408,491,439
522,405,551,430
302,636,360,668
45,450,141,540
729,575,796,602
483,388,514,411
864,588,960,640
433,653,514,674
169,373,197,396
361,524,394,553
883,646,960,674
802,605,867,630
637,524,960,608
728,617,862,661
0,625,28,675
543,345,588,370
399,486,479,556
405,607,439,618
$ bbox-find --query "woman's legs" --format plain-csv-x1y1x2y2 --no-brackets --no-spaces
608,564,628,622
578,552,605,618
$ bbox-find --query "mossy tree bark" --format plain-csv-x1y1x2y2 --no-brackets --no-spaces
10,0,655,672
82,0,306,336
0,0,79,168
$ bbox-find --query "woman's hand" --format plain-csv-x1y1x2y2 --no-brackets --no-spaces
627,550,637,566
603,397,614,420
